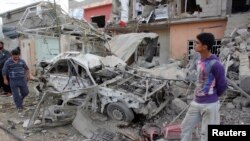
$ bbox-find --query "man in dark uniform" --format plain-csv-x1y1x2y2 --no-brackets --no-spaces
0,41,11,96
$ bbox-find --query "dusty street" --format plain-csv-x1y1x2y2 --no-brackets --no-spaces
0,80,249,141
0,81,85,141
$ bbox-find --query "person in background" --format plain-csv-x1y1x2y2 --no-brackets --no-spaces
0,41,11,96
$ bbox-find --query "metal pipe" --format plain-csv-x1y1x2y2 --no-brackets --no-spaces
53,0,61,53
227,78,250,98
185,0,187,13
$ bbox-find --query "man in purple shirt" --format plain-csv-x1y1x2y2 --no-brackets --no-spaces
181,33,227,141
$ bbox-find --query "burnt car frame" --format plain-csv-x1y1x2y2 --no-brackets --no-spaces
29,52,173,128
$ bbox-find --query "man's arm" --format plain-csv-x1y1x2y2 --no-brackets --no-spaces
26,69,30,81
2,60,9,85
211,62,227,96
23,60,31,80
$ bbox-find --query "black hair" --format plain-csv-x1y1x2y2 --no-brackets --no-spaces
0,41,4,46
11,49,20,55
196,32,215,51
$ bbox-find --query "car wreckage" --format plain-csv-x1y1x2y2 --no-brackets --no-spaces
28,52,176,128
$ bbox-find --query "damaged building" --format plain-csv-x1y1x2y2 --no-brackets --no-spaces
0,1,110,76
103,0,249,63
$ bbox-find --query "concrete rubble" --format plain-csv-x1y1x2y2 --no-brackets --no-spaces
1,31,250,140
216,24,250,129
220,25,250,98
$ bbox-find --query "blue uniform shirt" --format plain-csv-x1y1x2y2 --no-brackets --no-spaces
2,58,29,79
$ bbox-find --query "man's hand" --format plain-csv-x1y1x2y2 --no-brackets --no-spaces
4,79,8,85
27,75,31,81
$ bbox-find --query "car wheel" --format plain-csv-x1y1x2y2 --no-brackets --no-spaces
107,102,134,122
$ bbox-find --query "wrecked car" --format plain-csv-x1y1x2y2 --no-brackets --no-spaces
29,52,174,128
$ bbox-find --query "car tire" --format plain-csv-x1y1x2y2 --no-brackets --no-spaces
107,102,134,122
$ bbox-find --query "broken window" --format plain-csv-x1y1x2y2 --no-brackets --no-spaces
136,1,143,16
231,0,250,13
138,43,160,57
49,59,69,74
91,15,106,28
181,0,202,14
75,64,94,86
188,39,221,59
70,42,83,52
212,40,221,55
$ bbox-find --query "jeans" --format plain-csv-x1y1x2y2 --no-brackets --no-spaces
181,101,220,141
10,78,29,109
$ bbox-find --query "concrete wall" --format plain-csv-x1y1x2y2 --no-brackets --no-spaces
35,36,60,63
224,12,250,37
19,36,60,75
1,38,19,51
197,0,225,17
170,20,227,59
151,29,170,64
1,11,24,27
60,34,83,53
84,4,112,23
20,38,36,76
0,2,59,29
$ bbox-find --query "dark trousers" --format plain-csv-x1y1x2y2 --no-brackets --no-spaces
0,70,11,93
10,78,29,109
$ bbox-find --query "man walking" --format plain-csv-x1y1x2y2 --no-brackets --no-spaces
2,49,30,110
181,33,227,141
0,41,11,96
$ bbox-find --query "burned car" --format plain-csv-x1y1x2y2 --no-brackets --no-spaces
29,52,174,128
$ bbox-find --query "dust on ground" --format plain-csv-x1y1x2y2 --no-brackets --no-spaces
0,81,85,141
0,81,249,141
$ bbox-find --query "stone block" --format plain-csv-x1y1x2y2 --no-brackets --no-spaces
239,54,250,94
232,51,240,59
247,38,250,45
219,47,230,59
247,45,250,51
240,42,247,51
232,97,244,109
221,38,232,45
230,28,238,38
237,28,250,40
235,36,243,44
171,98,188,114
227,41,236,47
226,102,235,109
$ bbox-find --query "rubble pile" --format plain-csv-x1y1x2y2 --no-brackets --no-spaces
219,24,250,125
220,26,250,83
